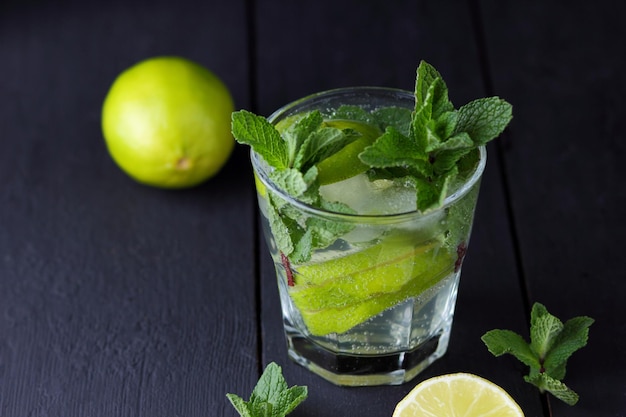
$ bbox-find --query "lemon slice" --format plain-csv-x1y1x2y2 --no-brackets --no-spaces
393,373,525,417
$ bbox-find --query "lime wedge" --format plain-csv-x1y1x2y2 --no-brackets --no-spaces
253,172,267,198
292,239,450,307
289,237,454,335
274,114,382,185
315,120,382,185
274,113,306,132
297,262,450,336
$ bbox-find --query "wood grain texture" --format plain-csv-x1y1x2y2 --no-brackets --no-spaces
480,1,626,415
255,1,542,416
1,0,624,416
0,1,257,416
254,0,486,116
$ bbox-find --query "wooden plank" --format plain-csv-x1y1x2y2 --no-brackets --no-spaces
255,1,542,415
480,1,626,415
0,1,256,416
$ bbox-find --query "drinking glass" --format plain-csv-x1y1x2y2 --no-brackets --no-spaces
252,87,486,386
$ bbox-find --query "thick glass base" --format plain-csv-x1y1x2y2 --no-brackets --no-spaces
279,269,460,386
285,327,451,386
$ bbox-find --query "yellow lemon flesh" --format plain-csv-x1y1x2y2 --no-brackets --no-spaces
102,56,234,188
393,373,525,417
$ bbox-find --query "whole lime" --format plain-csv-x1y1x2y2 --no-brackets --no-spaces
101,56,235,188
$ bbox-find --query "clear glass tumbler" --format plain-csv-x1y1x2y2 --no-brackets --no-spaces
252,87,486,386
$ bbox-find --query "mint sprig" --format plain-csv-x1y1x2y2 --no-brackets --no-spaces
232,109,359,263
232,110,290,170
481,302,594,406
231,60,513,262
227,362,307,417
360,60,512,212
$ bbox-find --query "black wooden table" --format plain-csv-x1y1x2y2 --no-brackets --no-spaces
1,1,624,416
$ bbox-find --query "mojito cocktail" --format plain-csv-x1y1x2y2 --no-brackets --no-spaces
233,62,511,386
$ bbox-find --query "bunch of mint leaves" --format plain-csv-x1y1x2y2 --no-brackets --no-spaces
232,108,361,263
360,61,511,212
231,60,512,264
482,302,594,406
227,362,307,417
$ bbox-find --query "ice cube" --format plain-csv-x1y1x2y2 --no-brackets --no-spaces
319,174,417,215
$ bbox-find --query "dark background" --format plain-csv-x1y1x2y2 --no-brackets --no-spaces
1,1,624,416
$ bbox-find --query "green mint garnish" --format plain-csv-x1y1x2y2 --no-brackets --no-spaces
231,60,513,262
360,60,512,211
226,362,308,417
231,109,290,170
232,108,359,263
481,302,594,406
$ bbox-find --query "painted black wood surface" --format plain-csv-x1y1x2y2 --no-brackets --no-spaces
0,1,624,416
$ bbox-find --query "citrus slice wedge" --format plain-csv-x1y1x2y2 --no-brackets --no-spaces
274,114,382,185
315,119,381,185
393,373,525,417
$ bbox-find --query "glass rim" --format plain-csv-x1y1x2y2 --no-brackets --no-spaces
267,86,417,121
252,86,487,222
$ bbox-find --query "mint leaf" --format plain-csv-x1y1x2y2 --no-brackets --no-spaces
265,165,356,264
359,60,511,213
424,111,459,151
294,126,358,172
415,60,453,119
543,315,594,379
525,373,580,406
410,166,456,212
359,127,428,168
290,229,313,264
266,199,297,256
431,148,471,175
455,97,513,145
307,203,355,245
530,302,565,360
249,363,288,409
289,200,355,263
481,329,541,369
232,110,289,169
433,132,473,151
371,106,412,134
227,362,307,417
408,100,431,152
282,110,324,164
482,302,593,407
226,394,255,417
269,169,311,200
424,76,454,121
